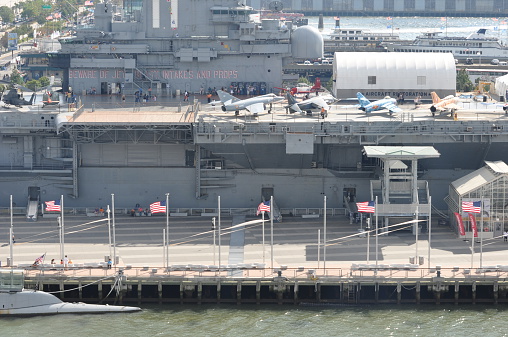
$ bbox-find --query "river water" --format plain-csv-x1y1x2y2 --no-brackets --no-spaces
2,304,508,336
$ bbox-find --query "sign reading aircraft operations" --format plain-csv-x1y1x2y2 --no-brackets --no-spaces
69,69,239,80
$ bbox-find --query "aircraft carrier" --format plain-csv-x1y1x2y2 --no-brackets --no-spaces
3,0,508,223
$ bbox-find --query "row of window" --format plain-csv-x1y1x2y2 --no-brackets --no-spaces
392,49,483,54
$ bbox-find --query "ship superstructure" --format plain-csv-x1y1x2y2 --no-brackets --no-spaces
56,0,323,95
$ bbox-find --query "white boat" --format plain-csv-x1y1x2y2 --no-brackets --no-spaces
0,269,141,316
324,18,400,52
384,28,508,59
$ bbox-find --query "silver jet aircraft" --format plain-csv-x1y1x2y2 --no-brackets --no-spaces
216,90,284,116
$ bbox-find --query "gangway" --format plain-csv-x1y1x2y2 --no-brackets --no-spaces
26,187,40,221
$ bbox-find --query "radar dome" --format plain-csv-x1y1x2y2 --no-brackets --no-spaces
291,26,323,59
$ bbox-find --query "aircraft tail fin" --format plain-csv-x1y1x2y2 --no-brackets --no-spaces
431,92,441,104
356,92,371,107
286,92,301,113
217,90,239,104
29,93,36,105
312,77,321,91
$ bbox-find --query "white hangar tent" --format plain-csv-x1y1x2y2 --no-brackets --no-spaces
494,74,508,99
332,52,456,100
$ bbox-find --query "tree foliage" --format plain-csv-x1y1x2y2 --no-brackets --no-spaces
10,69,24,85
456,69,475,92
0,6,14,23
19,0,53,25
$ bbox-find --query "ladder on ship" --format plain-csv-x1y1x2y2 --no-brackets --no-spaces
346,283,358,304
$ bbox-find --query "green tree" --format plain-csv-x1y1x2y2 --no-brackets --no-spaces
0,6,14,23
456,69,474,92
297,77,311,85
38,76,50,88
25,79,40,91
10,69,24,85
20,0,53,25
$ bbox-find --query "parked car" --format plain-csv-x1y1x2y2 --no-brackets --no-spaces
491,59,500,65
500,61,508,66
313,61,320,65
303,60,311,65
322,59,330,65
465,58,474,65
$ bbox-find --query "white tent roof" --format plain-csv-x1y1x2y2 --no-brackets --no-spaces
495,74,508,97
451,161,508,195
333,52,456,91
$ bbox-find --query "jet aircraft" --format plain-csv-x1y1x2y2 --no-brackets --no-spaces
216,90,284,116
429,91,461,116
356,92,402,114
2,87,36,107
286,92,337,117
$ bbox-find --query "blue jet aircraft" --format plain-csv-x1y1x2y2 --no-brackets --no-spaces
356,92,402,115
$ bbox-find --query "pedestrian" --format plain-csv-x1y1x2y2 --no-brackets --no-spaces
107,258,112,269
121,94,126,102
184,91,189,101
11,234,15,244
51,259,55,264
207,93,212,103
63,255,69,269
504,230,508,242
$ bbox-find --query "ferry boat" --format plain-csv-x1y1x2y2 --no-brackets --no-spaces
324,18,400,52
0,269,141,315
384,28,508,59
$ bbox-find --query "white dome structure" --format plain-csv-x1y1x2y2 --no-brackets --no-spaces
332,52,456,99
291,25,323,60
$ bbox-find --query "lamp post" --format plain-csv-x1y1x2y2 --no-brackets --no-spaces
111,194,116,269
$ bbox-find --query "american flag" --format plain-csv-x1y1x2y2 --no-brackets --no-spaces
150,200,167,214
356,201,375,213
32,253,46,266
462,201,481,214
256,201,270,215
45,200,61,212
84,0,94,6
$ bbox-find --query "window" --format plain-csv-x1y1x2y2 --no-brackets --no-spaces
417,76,426,85
445,0,456,10
384,0,394,10
425,0,435,10
404,0,415,10
368,76,376,85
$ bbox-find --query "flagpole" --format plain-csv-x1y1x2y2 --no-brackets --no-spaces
480,196,484,268
61,194,64,261
218,195,221,273
166,193,170,269
323,195,327,271
112,194,116,269
163,229,166,270
270,195,274,271
9,194,13,267
107,205,112,261
262,210,265,264
317,229,320,270
471,211,474,269
375,196,378,269
366,216,370,264
415,204,419,263
428,196,432,269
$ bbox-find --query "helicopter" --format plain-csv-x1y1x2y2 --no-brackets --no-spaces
1,87,36,107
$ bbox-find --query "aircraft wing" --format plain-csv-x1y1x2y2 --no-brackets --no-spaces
383,102,402,113
444,103,461,110
245,102,265,114
308,97,330,111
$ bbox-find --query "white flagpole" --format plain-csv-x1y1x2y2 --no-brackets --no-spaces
163,228,166,270
471,211,475,269
480,196,484,268
218,195,221,272
166,193,170,269
107,205,112,261
270,195,274,270
415,204,419,263
317,229,320,270
375,196,379,269
262,210,265,264
112,194,116,269
323,195,327,271
366,216,370,264
9,195,13,266
428,196,432,269
61,194,65,261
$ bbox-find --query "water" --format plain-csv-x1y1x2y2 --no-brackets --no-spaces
308,16,508,42
2,304,508,336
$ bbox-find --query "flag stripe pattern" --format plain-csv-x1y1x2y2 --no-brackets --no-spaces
150,200,167,214
356,201,375,213
256,201,270,215
33,253,46,266
462,201,481,214
45,200,61,212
